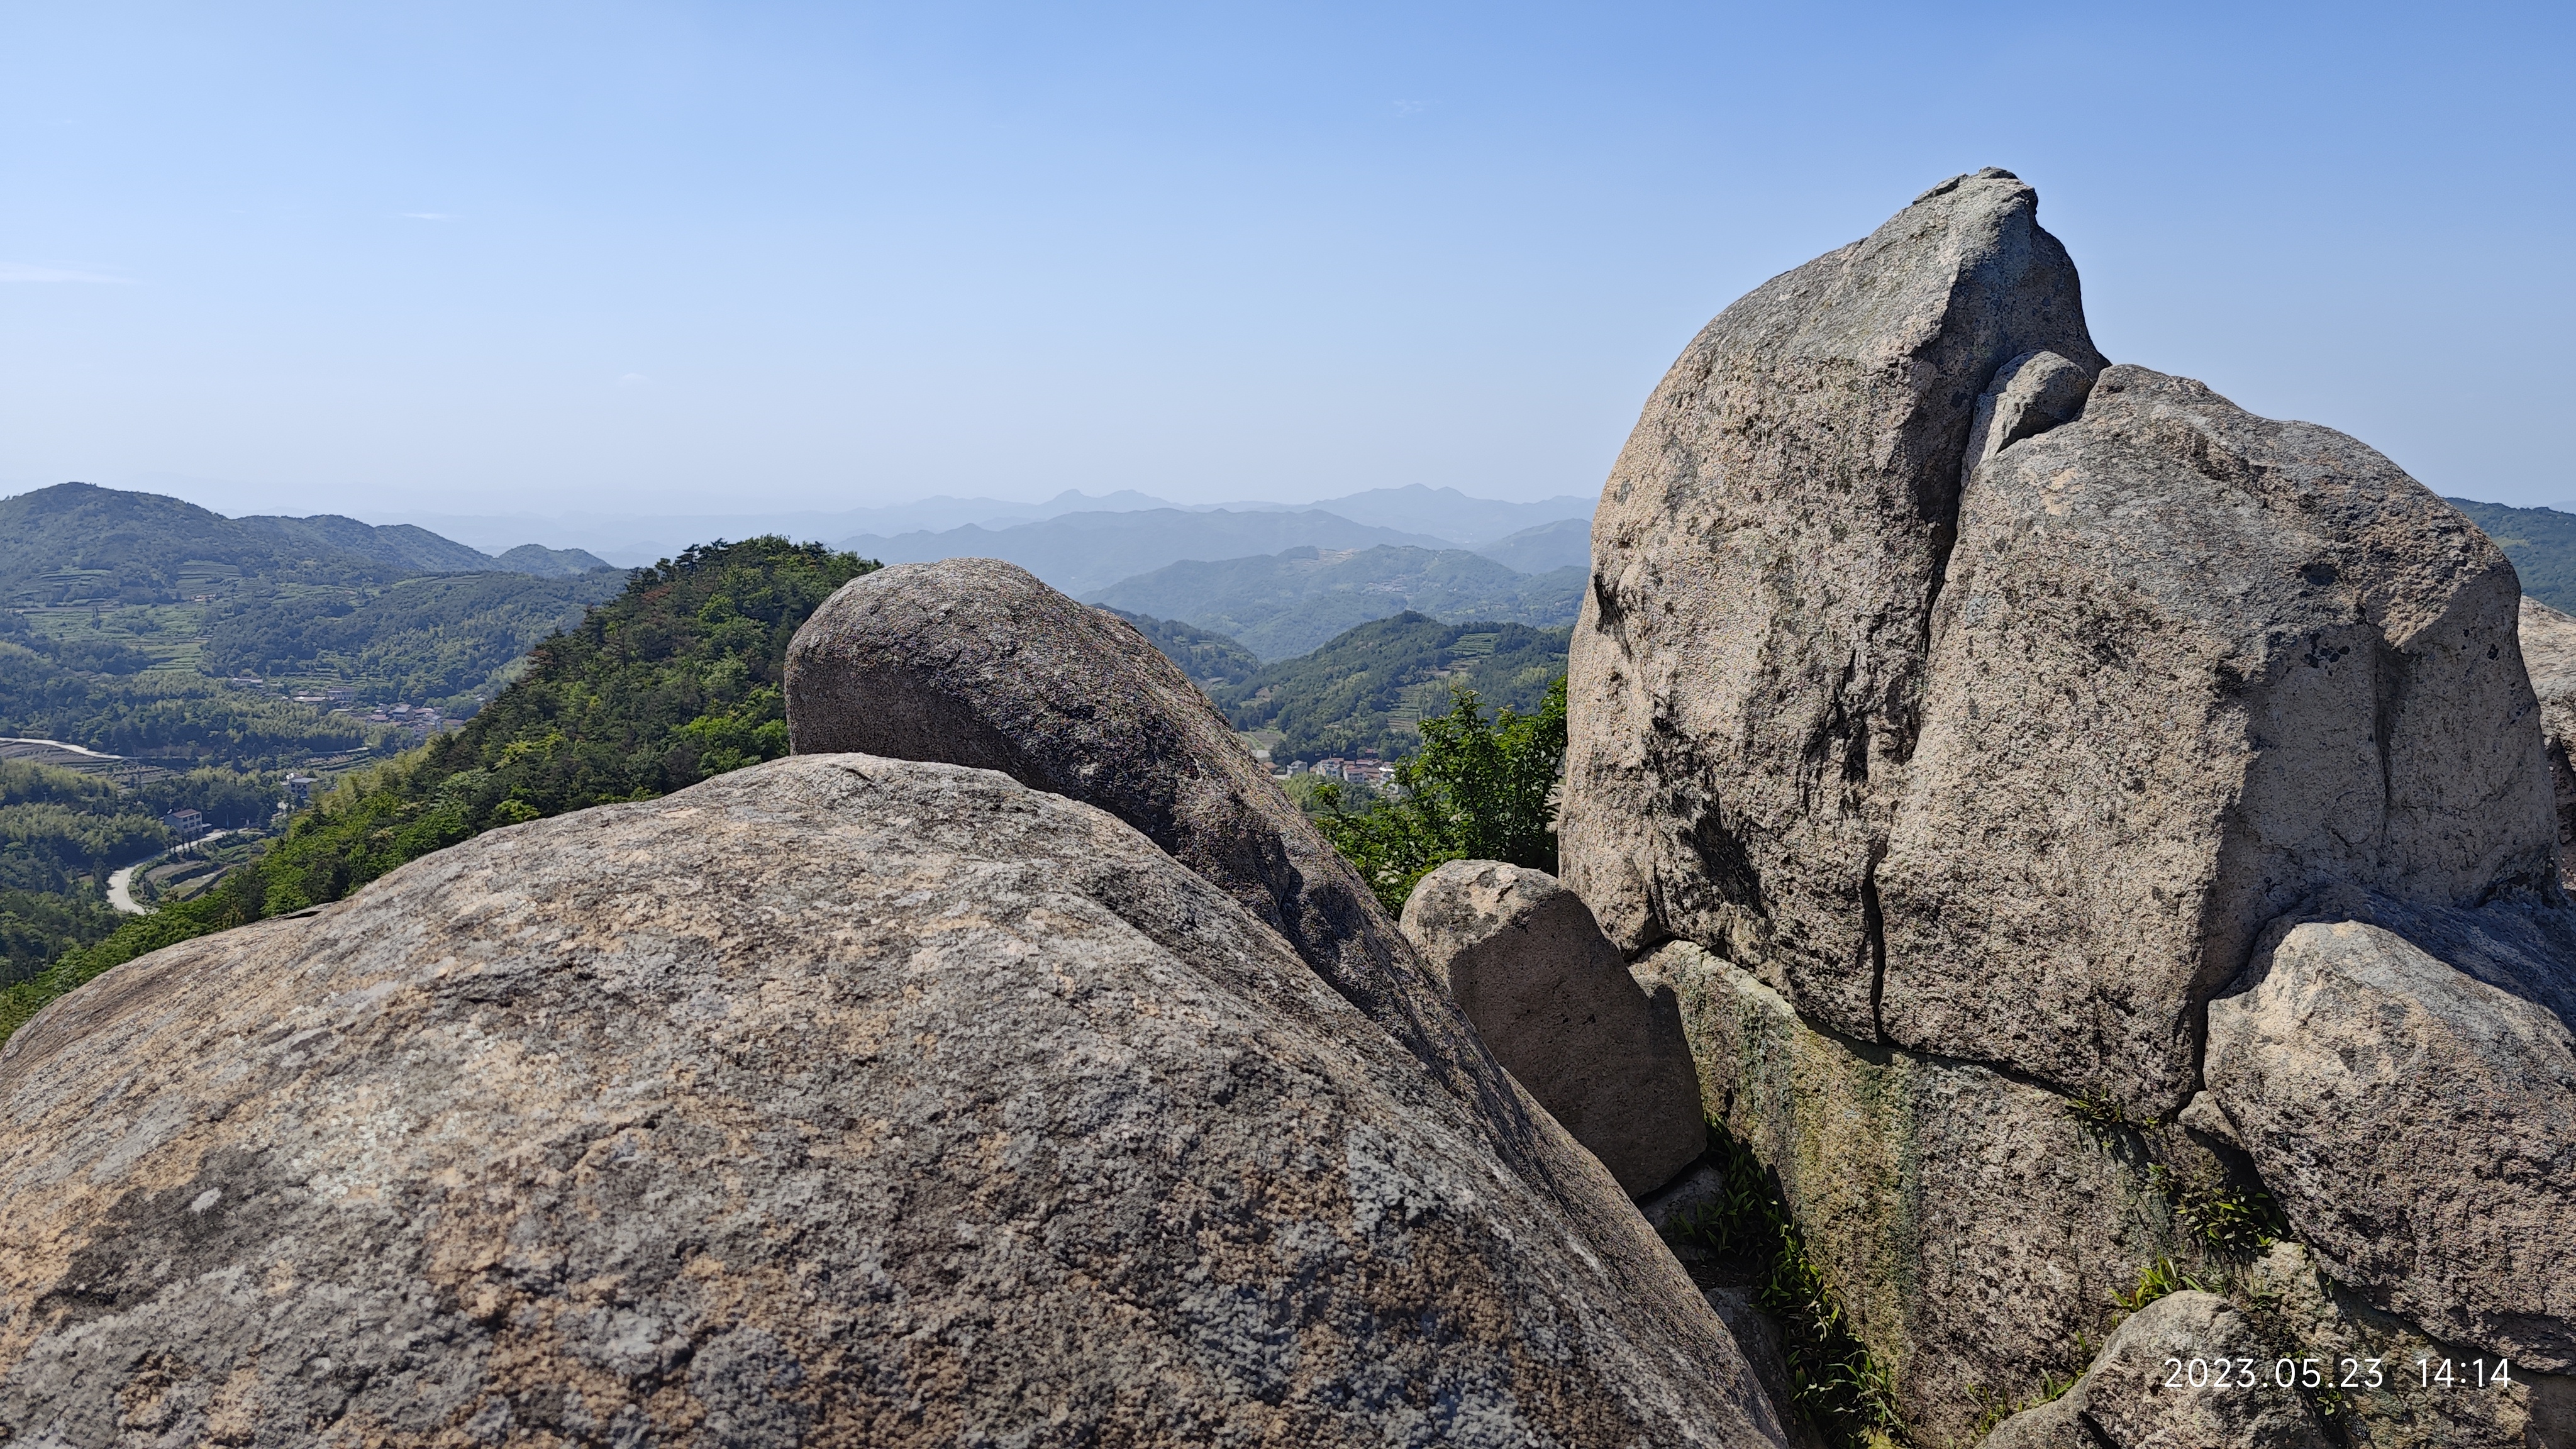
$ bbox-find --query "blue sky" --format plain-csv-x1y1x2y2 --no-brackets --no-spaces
4,1,2568,516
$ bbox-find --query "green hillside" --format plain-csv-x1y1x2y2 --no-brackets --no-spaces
0,484,407,606
1106,609,1262,688
1473,516,1591,574
1,536,879,1043
236,513,499,574
0,626,369,766
200,570,628,711
1088,544,1584,659
2449,497,2576,614
1211,612,1570,764
492,543,616,577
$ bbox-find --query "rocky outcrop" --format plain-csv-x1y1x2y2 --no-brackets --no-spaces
1398,860,1704,1194
1979,1291,2331,1449
1562,166,2106,1039
2206,907,2576,1370
0,756,1787,1446
783,557,1424,1044
779,559,1780,1431
1563,167,2576,1447
1880,363,2550,1116
1656,941,2223,1446
2521,596,2576,882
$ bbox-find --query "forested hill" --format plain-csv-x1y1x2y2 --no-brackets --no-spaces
0,483,617,606
0,484,411,604
1209,612,1570,764
2448,497,2576,613
2,537,879,1042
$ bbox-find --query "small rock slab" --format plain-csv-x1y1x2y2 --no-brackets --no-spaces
2206,904,2576,1371
1399,860,1705,1194
1980,1291,2331,1449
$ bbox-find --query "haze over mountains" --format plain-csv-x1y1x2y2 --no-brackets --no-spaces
378,484,1595,568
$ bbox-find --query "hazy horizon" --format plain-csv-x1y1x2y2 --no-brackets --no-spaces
7,3,2570,516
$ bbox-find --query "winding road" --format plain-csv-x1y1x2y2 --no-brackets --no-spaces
105,830,234,916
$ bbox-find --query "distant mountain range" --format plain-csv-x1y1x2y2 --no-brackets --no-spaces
378,484,1598,566
1470,517,1591,575
1089,545,1584,659
843,509,1459,598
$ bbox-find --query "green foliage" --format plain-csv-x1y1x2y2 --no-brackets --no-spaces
0,758,284,984
1670,1120,1906,1448
0,537,879,1046
2155,1167,2285,1257
254,536,872,913
0,641,365,765
2447,496,2576,614
1104,609,1262,689
0,863,274,1040
0,889,120,989
131,768,286,830
1313,678,1566,913
0,482,410,606
2062,1086,2144,1138
199,570,627,710
1213,612,1568,765
2111,1255,2205,1315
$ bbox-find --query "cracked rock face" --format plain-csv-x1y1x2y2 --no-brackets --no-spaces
2206,906,2576,1371
1562,167,2106,1041
0,756,1785,1447
1398,860,1705,1195
1879,364,2551,1116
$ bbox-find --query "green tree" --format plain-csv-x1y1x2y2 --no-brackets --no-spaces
1314,676,1567,914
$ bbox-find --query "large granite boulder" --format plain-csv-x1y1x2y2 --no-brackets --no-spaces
1399,860,1705,1194
0,755,1787,1446
2519,595,2576,881
2204,906,2576,1370
784,558,1429,1054
1562,166,2106,1040
1978,1291,2331,1449
1652,940,2219,1446
1878,364,2551,1115
778,560,1766,1425
1562,169,2575,1449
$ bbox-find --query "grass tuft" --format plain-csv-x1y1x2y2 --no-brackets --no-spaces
1669,1121,1908,1448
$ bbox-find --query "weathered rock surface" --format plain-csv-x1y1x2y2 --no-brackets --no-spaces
2231,1240,2575,1449
1979,1291,2331,1449
779,559,1733,1359
1637,1160,1728,1235
1399,860,1705,1194
784,557,1424,1045
0,755,1787,1446
2205,908,2576,1370
1562,166,2106,1038
2519,596,2576,883
1654,940,2219,1447
1879,363,2552,1114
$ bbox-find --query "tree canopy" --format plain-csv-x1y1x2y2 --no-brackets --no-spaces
1313,677,1567,913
